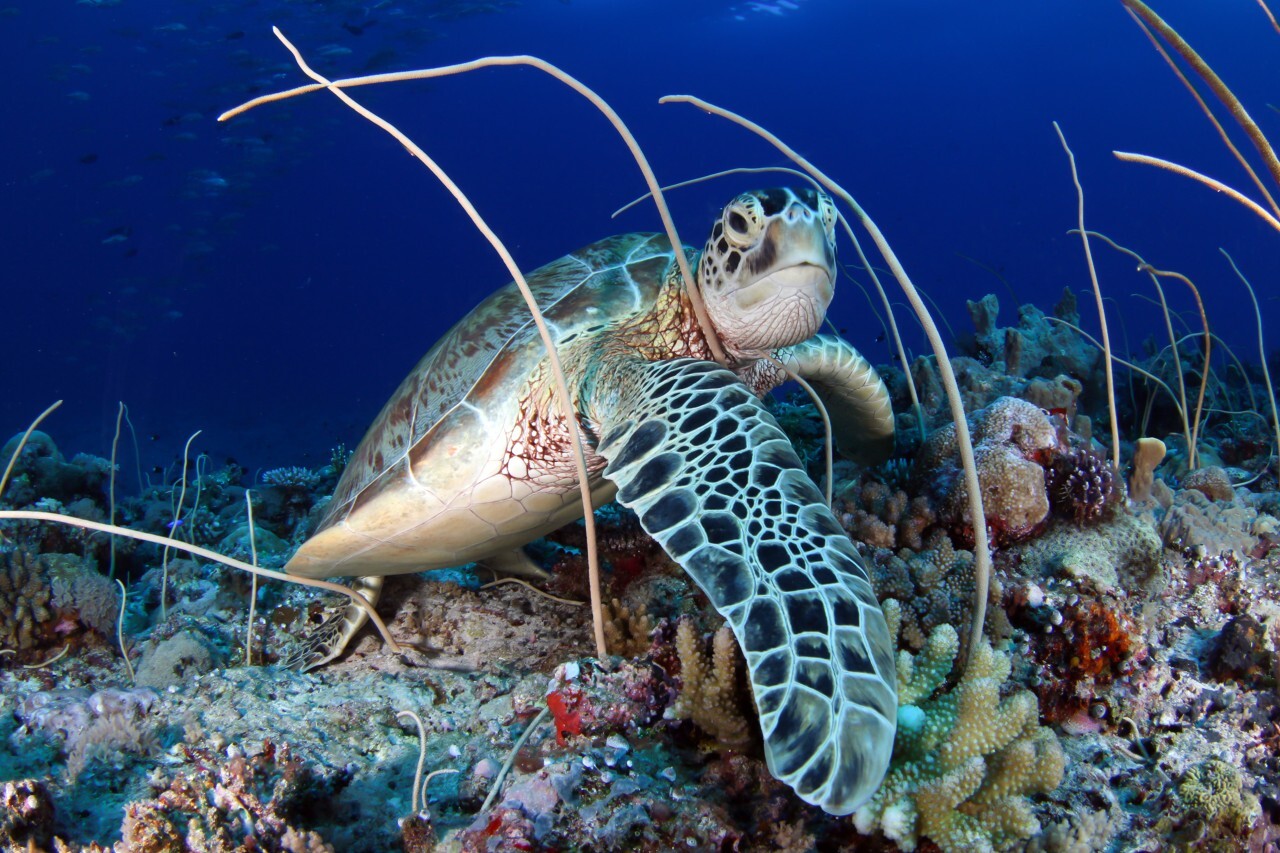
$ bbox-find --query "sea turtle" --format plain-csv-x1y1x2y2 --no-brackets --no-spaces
284,187,898,815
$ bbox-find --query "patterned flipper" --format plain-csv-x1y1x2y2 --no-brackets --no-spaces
594,357,897,814
777,334,895,467
286,575,384,671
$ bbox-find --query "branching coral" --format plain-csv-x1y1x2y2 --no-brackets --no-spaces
669,618,750,749
855,608,1065,852
872,530,976,651
120,740,344,852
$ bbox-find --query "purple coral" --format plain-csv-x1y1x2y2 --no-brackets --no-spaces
1046,446,1118,525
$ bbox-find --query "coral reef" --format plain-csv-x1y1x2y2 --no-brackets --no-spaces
120,740,342,852
854,614,1066,852
668,619,750,748
962,292,1097,381
5,287,1280,849
916,396,1061,546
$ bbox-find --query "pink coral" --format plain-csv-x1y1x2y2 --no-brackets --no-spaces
917,397,1060,546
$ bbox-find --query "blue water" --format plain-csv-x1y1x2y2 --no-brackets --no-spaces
2,0,1277,476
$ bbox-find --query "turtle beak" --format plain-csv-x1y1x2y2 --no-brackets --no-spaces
729,262,834,349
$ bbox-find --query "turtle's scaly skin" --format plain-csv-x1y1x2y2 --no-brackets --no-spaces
284,188,897,815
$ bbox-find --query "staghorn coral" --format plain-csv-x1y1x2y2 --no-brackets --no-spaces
855,614,1066,853
669,618,751,749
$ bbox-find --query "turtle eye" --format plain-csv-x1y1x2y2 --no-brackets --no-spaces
817,192,837,242
723,195,763,247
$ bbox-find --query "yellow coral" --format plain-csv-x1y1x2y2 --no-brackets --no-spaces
855,622,1065,853
670,619,750,748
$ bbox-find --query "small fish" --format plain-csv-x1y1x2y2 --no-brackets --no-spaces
66,90,90,101
79,153,98,164
102,234,128,245
153,22,187,32
225,31,245,40
317,44,353,57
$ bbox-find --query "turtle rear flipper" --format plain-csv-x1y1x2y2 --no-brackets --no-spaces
285,575,385,671
593,357,897,815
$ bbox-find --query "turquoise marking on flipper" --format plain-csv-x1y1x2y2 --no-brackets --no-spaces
594,356,897,815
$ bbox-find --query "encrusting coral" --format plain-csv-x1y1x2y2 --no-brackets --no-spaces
1175,758,1261,837
855,602,1066,853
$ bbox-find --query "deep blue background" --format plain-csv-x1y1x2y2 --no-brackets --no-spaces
2,0,1277,479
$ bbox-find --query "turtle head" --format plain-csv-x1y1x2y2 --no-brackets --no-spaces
697,187,837,360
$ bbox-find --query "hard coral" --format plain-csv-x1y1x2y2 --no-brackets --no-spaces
917,397,1060,546
872,530,975,651
120,740,344,853
1182,466,1235,502
1010,513,1161,593
855,614,1066,853
0,549,54,652
1177,758,1260,836
669,619,751,748
1,778,55,850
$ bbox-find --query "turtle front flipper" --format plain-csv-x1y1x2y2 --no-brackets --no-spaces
285,575,385,671
592,357,897,815
776,334,895,466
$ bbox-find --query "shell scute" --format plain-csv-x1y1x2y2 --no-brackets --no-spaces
318,232,677,535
